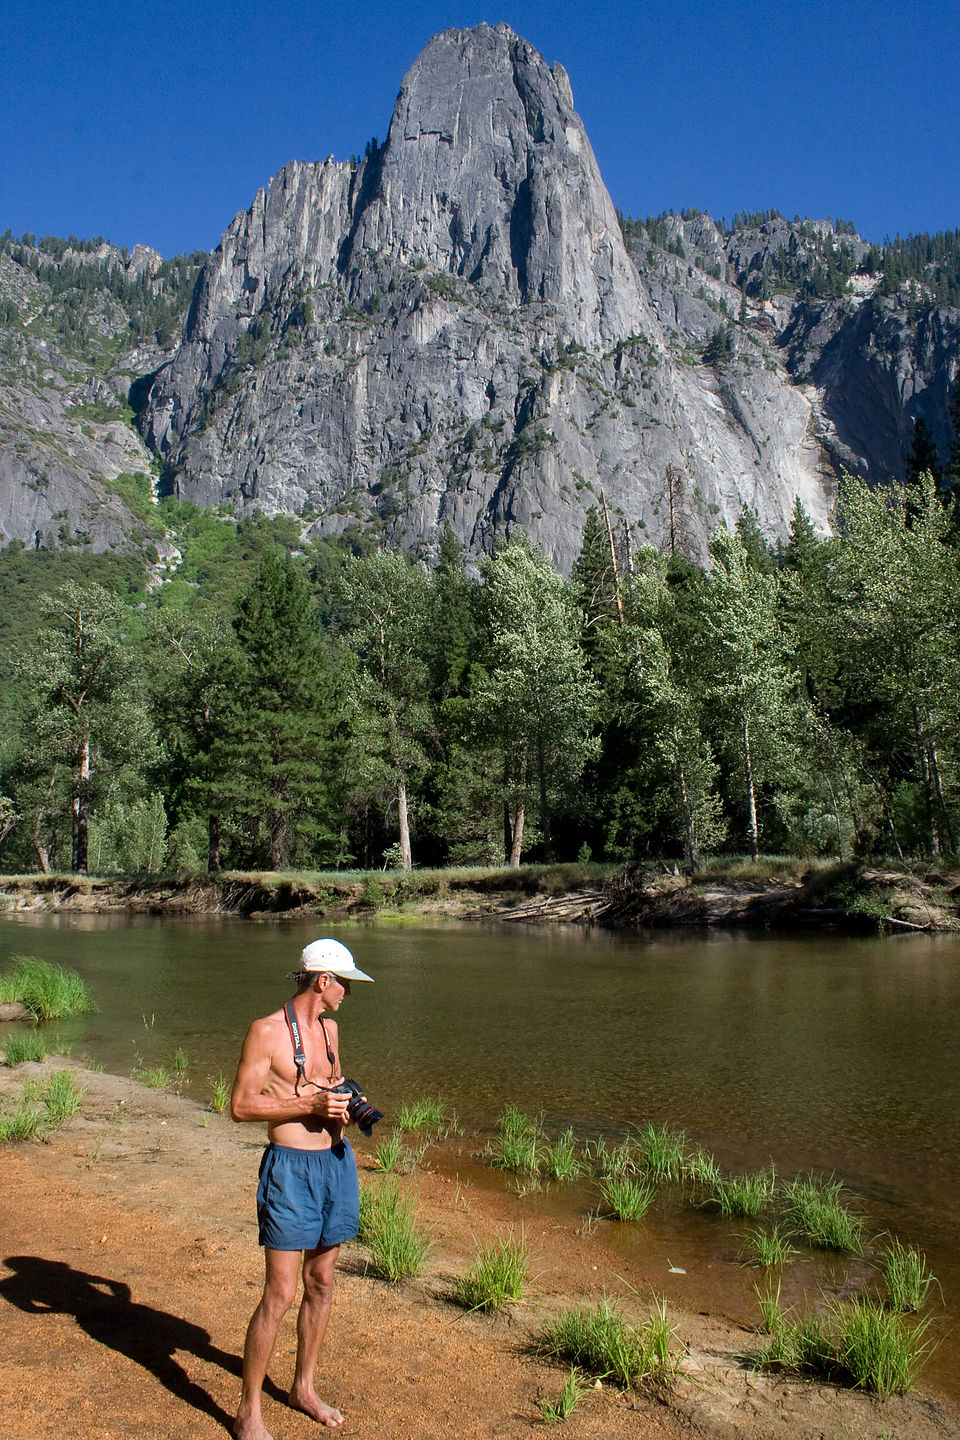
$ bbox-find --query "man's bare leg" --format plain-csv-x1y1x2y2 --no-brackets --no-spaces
287,1244,343,1428
234,1248,302,1440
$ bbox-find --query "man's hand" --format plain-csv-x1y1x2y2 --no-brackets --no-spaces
311,1089,350,1123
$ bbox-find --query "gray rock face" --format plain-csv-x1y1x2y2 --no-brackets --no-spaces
3,25,954,572
141,24,834,569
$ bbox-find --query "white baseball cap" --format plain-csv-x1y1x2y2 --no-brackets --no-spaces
298,938,374,982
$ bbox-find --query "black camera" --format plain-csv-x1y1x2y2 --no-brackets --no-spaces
331,1078,383,1136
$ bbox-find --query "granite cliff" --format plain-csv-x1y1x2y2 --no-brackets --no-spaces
1,24,957,568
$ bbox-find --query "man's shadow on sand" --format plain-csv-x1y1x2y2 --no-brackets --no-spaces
1,1255,286,1431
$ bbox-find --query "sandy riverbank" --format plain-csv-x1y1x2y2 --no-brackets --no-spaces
1,1062,956,1440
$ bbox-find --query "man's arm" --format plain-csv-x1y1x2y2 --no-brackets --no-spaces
230,1017,349,1125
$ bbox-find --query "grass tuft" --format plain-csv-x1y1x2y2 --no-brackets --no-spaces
783,1175,865,1253
0,955,97,1020
637,1123,686,1183
741,1225,799,1269
455,1229,529,1312
357,1176,431,1282
879,1238,936,1313
2,1031,47,1066
39,1069,86,1123
137,1063,170,1090
541,1128,582,1183
396,1095,459,1136
751,1285,931,1399
539,1294,677,1389
0,1105,46,1142
597,1173,656,1222
834,1297,933,1399
537,1368,587,1423
209,1069,230,1113
705,1168,775,1218
489,1105,541,1174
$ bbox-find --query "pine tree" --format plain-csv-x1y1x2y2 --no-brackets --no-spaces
220,551,341,869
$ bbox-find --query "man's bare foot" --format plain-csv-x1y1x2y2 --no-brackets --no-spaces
288,1385,344,1428
232,1413,274,1440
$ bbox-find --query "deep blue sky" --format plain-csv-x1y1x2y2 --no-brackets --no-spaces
3,0,956,259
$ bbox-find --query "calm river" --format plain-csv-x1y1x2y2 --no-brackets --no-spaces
1,913,957,1396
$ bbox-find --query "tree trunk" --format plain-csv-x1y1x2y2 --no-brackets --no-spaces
207,813,221,873
537,734,553,862
509,803,525,867
71,737,91,873
397,774,412,870
928,737,955,854
676,744,698,868
742,713,759,861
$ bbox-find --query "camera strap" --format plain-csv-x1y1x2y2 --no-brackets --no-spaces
283,1000,335,1096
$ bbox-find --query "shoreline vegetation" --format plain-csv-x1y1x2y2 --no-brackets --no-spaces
1,856,959,933
0,1059,956,1440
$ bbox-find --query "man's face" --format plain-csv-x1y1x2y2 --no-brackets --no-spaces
318,973,350,1009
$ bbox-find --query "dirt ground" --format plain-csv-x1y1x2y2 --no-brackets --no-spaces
1,1063,957,1440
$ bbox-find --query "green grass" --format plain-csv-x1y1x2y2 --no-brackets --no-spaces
537,1368,587,1423
539,1295,677,1389
683,1147,721,1193
741,1225,799,1268
396,1095,458,1136
357,1177,431,1282
137,1062,171,1089
584,1135,639,1178
834,1297,932,1399
2,1031,47,1065
33,1069,86,1123
208,1069,230,1113
171,1047,190,1078
489,1105,541,1174
783,1176,865,1253
0,1104,45,1142
637,1123,686,1182
597,1174,656,1222
879,1239,936,1313
455,1230,529,1312
752,1286,931,1399
708,1168,776,1218
540,1128,582,1182
374,1132,409,1173
0,955,97,1020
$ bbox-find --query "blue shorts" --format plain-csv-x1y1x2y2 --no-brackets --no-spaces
256,1141,359,1251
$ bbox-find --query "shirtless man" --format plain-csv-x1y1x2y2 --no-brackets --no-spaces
230,937,374,1438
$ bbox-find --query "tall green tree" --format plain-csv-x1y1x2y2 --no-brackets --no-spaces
336,552,433,869
219,551,341,869
11,582,153,872
828,473,960,854
701,528,801,859
476,537,598,864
